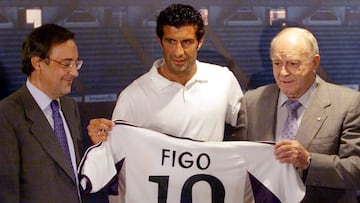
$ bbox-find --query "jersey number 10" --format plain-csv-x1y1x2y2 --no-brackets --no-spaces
149,174,225,203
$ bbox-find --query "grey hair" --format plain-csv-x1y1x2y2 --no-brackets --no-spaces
270,27,319,58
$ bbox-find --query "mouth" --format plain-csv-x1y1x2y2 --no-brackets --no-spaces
280,79,295,84
173,59,185,66
63,78,74,84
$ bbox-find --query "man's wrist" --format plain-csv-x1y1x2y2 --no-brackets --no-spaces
301,153,312,182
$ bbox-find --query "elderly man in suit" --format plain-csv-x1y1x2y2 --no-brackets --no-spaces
0,24,84,202
229,27,360,202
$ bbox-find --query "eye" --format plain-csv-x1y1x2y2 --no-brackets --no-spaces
180,39,194,47
61,60,73,68
164,39,177,45
272,61,281,67
288,61,301,68
182,39,194,45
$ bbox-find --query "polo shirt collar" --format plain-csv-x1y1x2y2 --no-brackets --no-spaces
150,58,208,91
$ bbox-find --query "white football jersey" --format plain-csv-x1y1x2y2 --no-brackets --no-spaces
79,121,305,203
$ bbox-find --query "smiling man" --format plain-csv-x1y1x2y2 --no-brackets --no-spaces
231,27,360,202
0,24,85,202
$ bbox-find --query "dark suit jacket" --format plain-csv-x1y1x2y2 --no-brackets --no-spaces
0,85,84,203
228,77,360,203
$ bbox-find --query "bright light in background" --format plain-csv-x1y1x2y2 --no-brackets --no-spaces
199,8,208,25
26,9,42,28
269,9,286,25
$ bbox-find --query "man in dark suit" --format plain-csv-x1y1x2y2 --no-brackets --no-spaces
0,24,84,203
229,27,360,202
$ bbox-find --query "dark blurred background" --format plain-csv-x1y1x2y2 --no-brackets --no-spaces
0,0,359,202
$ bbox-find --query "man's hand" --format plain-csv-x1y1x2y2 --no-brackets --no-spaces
274,140,311,169
87,118,114,144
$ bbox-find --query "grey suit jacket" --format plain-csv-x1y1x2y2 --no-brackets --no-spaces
229,77,360,203
0,85,84,203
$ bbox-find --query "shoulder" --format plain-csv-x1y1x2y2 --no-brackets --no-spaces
120,71,152,95
0,86,27,112
115,70,158,107
240,84,279,109
197,61,232,74
327,84,360,112
196,61,238,84
0,86,33,124
319,80,360,100
244,84,278,99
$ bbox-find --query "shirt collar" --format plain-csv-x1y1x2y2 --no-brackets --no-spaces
26,78,56,111
192,60,210,83
150,58,207,91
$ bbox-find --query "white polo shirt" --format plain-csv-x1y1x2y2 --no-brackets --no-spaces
112,58,243,141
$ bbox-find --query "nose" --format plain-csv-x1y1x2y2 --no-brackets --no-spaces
174,41,185,56
279,63,291,76
69,68,79,78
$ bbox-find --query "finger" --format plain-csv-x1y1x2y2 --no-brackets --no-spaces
275,149,292,160
275,144,299,160
96,130,108,141
274,142,292,156
274,139,293,150
87,119,101,132
278,149,306,167
98,122,112,132
87,118,113,133
89,130,107,144
98,118,114,129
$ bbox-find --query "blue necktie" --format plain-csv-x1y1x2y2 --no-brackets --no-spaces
281,100,302,140
51,100,75,179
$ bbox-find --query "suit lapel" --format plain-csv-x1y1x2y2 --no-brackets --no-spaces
296,78,330,149
21,87,76,182
60,97,82,164
266,86,280,141
253,85,279,141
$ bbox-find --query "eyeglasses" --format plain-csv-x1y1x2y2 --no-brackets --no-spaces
47,57,83,70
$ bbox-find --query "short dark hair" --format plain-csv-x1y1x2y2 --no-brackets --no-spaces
21,24,75,76
156,4,205,41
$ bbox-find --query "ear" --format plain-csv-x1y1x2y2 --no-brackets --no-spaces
197,37,204,50
31,56,43,71
312,54,320,72
157,37,163,49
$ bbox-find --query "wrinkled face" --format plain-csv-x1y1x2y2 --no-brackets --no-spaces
271,35,319,99
159,25,203,77
39,39,80,99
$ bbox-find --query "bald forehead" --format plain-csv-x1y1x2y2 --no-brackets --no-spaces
270,27,319,57
273,28,309,47
271,28,313,59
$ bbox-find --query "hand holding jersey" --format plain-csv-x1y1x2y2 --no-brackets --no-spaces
79,121,305,203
